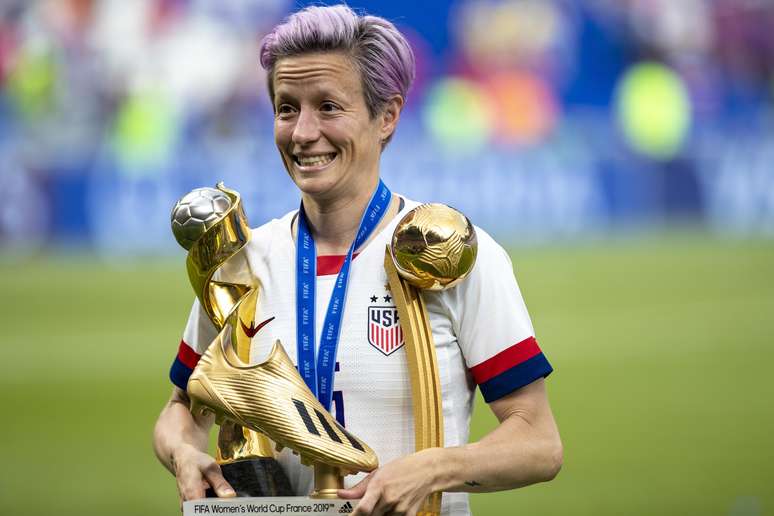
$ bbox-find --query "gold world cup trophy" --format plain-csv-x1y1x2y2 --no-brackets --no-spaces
171,186,476,516
170,183,293,498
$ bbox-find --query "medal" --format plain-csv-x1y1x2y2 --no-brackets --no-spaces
296,180,392,410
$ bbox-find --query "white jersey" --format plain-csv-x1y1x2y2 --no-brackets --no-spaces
170,196,553,515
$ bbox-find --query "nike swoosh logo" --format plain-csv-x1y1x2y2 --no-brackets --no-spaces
240,316,275,338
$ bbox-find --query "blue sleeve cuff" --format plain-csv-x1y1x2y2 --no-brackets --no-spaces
169,358,193,391
479,353,553,403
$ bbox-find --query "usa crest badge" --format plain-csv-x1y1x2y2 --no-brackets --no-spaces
368,306,404,356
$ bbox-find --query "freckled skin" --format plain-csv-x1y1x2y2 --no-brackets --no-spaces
272,52,387,204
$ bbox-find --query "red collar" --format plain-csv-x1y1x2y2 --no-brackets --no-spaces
316,253,359,276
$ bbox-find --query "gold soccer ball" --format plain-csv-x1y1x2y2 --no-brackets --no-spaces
390,204,477,290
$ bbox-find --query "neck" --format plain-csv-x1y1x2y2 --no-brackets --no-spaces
301,178,380,256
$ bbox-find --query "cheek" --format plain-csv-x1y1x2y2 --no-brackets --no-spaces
318,121,348,146
273,123,293,171
274,120,294,147
325,120,376,150
274,124,285,146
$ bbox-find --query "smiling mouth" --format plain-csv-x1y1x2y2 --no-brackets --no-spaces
293,153,337,167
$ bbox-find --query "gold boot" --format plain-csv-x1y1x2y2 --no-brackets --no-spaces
188,330,378,475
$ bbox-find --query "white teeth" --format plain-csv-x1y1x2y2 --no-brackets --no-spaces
297,154,335,166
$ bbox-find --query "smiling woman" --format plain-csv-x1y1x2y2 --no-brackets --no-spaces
153,5,561,516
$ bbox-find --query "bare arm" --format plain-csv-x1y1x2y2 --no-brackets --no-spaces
153,387,235,503
437,377,562,492
342,378,562,515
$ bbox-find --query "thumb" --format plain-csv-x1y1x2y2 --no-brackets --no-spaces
202,462,236,498
338,473,373,499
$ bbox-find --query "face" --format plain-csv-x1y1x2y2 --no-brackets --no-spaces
272,52,398,202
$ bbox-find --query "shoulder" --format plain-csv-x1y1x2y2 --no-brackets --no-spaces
215,210,295,282
245,209,297,255
393,196,511,270
426,223,516,313
448,225,515,304
250,210,296,242
382,194,419,232
398,195,422,210
472,225,512,269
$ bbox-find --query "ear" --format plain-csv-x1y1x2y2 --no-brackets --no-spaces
379,95,404,143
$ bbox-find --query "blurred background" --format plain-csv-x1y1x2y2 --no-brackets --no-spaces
0,0,772,515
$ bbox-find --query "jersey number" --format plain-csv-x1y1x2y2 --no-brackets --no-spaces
332,362,345,426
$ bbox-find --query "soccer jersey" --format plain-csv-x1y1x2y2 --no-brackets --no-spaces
169,196,553,515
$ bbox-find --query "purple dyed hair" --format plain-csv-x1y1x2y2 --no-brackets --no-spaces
259,4,415,123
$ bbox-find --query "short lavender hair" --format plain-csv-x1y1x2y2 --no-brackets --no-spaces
259,5,415,121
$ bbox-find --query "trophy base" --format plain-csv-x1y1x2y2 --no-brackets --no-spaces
184,497,357,515
205,458,293,498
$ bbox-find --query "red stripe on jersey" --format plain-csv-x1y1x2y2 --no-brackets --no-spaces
470,336,541,385
317,253,360,276
177,340,201,369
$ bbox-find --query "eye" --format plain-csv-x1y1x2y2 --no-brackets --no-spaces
276,104,296,118
320,101,341,113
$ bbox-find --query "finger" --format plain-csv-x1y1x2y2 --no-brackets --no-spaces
202,462,236,498
338,473,372,499
397,494,428,516
350,490,379,516
367,498,389,516
178,480,207,513
177,465,207,502
400,499,422,516
407,503,421,516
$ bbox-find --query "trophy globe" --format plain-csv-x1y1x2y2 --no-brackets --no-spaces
390,203,478,290
171,187,233,250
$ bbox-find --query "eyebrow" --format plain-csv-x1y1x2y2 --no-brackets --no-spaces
273,83,349,105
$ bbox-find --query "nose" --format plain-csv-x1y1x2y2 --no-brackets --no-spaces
292,107,320,145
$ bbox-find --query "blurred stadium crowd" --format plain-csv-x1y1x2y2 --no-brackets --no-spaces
1,0,773,255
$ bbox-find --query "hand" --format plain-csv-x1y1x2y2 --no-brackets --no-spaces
338,449,441,516
171,443,235,510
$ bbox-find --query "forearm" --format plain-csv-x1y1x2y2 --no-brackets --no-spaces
434,415,562,493
432,380,562,493
153,388,213,474
339,381,560,515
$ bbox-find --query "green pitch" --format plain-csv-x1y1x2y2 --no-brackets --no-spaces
1,234,772,515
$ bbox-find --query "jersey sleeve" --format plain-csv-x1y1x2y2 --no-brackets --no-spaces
169,298,218,390
168,246,255,390
441,228,553,403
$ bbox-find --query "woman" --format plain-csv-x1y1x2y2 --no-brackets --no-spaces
154,5,562,515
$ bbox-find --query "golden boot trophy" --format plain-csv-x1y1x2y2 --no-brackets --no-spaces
172,184,378,515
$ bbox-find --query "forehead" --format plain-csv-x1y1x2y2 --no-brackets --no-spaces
272,52,362,99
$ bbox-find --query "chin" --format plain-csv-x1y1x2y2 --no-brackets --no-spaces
292,174,340,200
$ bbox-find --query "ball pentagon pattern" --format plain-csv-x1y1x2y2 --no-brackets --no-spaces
171,187,232,250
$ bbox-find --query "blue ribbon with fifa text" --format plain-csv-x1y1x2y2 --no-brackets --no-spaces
296,180,392,411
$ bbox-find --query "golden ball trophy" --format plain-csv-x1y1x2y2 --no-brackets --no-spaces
172,187,476,516
384,203,477,516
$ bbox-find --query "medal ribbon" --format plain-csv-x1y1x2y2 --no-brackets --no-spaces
296,180,391,411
